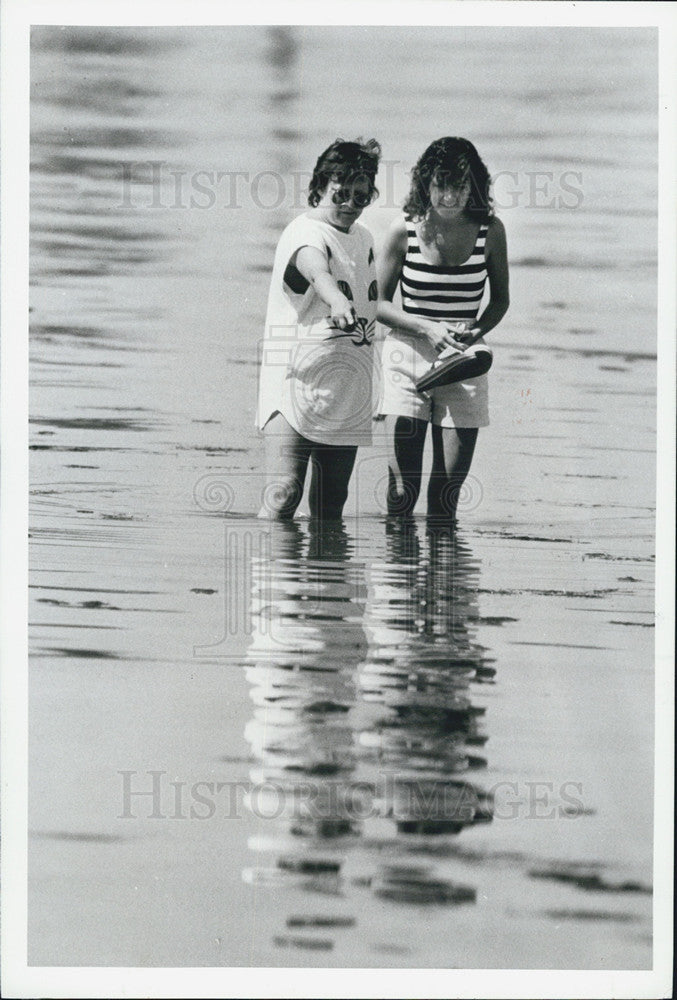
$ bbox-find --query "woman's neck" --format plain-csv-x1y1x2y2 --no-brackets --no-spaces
422,207,471,233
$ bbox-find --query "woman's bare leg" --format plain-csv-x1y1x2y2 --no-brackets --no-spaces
384,414,429,516
308,444,358,519
259,412,312,519
427,426,478,521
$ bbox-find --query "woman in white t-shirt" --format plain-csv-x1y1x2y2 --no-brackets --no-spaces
257,139,381,519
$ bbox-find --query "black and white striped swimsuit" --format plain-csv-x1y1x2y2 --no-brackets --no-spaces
379,217,491,426
400,222,488,323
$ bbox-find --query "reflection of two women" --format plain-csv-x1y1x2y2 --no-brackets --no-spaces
242,519,493,902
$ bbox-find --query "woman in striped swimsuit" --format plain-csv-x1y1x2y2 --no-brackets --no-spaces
377,137,509,519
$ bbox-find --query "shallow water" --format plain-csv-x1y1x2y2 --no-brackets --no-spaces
29,25,656,968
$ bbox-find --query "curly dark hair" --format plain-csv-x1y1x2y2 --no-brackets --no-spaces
403,137,493,222
308,138,381,207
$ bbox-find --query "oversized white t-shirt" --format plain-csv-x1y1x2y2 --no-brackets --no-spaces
257,213,378,446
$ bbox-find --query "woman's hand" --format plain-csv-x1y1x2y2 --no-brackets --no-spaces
328,293,358,330
449,321,477,345
418,320,466,353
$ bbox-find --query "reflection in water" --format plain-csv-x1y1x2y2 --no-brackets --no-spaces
243,521,366,900
360,525,494,803
242,520,495,950
357,523,494,908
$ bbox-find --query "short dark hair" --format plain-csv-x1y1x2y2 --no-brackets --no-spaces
308,138,381,207
403,137,493,222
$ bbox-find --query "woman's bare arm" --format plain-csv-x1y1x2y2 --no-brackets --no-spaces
295,245,356,330
466,216,510,340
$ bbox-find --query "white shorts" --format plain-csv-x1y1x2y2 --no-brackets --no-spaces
378,334,490,428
